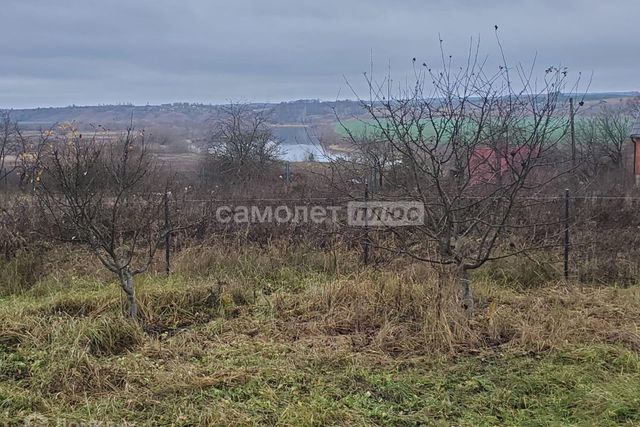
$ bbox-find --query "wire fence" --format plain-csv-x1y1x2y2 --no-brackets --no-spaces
152,190,640,283
2,188,639,284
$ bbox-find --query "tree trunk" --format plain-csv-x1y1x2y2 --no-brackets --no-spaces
456,264,474,315
119,269,138,321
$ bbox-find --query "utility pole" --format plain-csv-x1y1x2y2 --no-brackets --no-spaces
569,97,576,168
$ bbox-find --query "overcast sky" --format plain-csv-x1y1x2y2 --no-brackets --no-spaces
1,0,638,108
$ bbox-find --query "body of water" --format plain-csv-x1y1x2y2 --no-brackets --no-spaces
271,125,334,162
280,143,330,162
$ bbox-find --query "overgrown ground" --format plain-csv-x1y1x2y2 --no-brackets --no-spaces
1,245,640,426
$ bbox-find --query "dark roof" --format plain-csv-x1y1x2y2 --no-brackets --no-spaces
633,116,640,138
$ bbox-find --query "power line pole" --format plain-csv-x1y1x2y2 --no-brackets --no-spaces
570,97,576,168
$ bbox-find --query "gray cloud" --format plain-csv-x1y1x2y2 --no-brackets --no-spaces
1,0,638,108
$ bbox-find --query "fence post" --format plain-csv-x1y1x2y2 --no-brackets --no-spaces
284,162,291,193
164,190,171,277
563,188,570,281
363,181,370,266
369,167,379,193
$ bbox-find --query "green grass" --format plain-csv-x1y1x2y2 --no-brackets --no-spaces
2,334,639,425
335,117,569,144
1,247,639,425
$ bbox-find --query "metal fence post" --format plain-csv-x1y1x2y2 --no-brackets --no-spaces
164,190,171,277
363,182,370,266
284,162,291,192
563,188,570,281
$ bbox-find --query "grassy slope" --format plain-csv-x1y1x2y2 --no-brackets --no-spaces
1,247,639,426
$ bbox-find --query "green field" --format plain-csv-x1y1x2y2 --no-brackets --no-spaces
335,117,570,143
1,246,639,425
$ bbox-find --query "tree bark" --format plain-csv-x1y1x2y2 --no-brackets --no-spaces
119,269,138,321
457,264,474,315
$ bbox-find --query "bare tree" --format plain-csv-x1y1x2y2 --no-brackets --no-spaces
35,124,168,321
206,103,281,181
0,111,20,187
14,126,57,191
575,117,602,179
593,105,633,168
333,36,577,312
575,104,634,184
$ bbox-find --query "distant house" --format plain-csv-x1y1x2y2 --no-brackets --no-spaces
468,146,537,185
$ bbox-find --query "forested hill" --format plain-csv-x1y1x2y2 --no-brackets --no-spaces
4,99,367,130
4,92,638,130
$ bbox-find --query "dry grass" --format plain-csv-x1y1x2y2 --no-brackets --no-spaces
1,244,640,424
476,283,640,353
